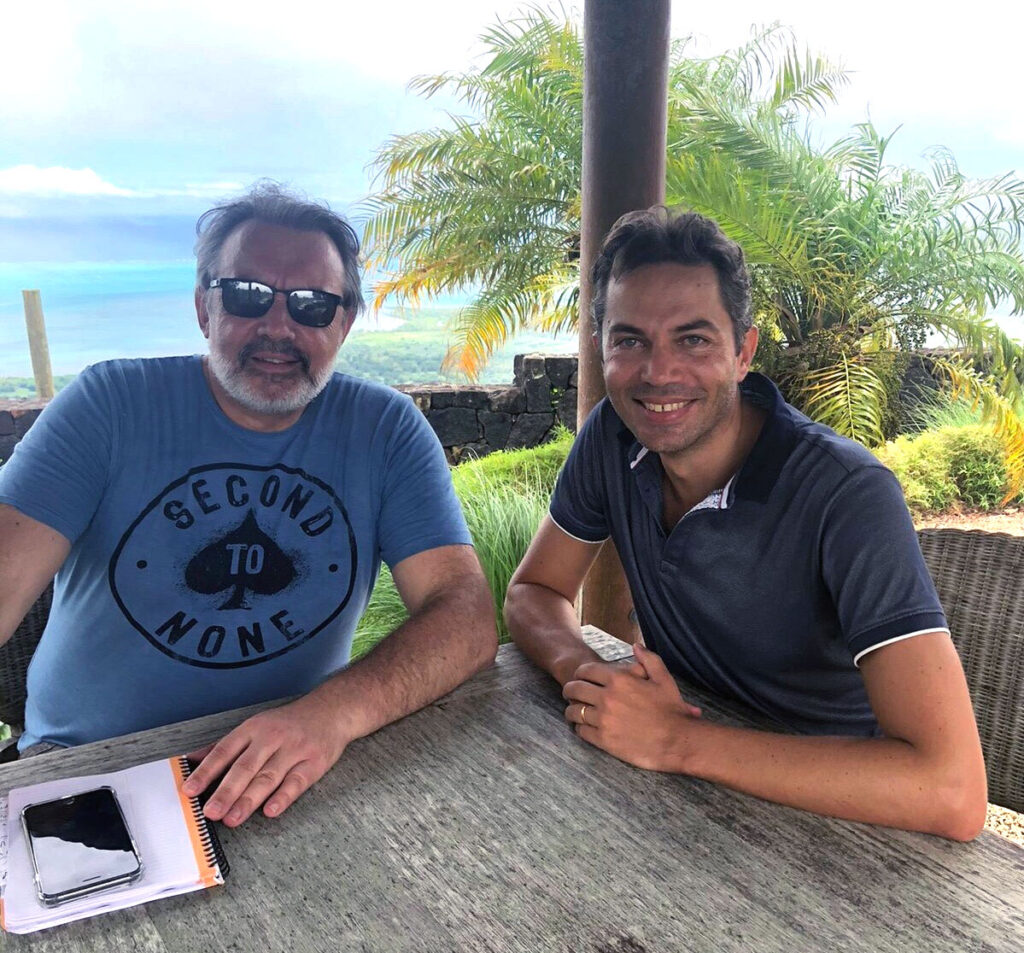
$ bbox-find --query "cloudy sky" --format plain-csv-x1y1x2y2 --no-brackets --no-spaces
1,0,1021,262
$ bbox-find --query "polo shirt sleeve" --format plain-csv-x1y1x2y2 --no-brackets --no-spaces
376,396,472,568
0,364,116,544
548,403,611,543
820,464,948,665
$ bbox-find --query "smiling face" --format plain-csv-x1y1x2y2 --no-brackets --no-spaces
600,262,757,468
196,220,353,431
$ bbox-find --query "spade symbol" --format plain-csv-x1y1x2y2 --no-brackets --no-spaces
185,510,296,610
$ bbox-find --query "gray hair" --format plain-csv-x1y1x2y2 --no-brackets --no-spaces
194,181,365,315
591,207,752,352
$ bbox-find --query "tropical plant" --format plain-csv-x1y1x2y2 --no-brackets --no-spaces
361,7,1024,492
361,7,583,379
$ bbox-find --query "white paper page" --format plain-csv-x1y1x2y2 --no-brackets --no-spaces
4,759,210,932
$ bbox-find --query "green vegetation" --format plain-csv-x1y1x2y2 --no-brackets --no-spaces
0,374,76,400
352,428,573,658
363,7,1024,486
877,425,1016,512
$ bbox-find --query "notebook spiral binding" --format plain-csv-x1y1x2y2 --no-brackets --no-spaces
176,757,231,879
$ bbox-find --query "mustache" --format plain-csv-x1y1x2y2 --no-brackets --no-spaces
238,338,310,373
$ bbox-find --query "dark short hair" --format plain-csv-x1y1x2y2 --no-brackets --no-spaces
591,207,752,351
194,181,365,315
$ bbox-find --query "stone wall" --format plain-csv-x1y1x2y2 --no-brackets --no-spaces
0,354,581,466
398,354,579,463
0,400,46,466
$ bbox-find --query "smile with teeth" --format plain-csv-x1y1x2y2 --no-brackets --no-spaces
640,399,694,413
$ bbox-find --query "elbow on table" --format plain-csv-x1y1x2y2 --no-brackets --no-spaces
927,771,988,842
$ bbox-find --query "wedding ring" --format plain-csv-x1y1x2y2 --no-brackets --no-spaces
580,704,588,725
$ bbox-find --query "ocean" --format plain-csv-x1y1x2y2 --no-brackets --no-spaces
0,261,491,379
2,260,1021,379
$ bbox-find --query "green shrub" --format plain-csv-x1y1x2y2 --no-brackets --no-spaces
941,426,1007,508
876,423,1016,512
352,438,570,658
876,432,957,511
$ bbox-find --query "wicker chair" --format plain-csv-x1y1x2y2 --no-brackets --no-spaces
0,582,52,760
1,532,1022,812
917,529,1024,814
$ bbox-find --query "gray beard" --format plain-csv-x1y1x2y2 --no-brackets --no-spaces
207,346,333,416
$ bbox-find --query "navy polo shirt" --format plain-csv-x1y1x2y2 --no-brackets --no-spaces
550,373,948,736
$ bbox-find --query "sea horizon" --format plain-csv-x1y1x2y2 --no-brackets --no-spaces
2,258,1021,380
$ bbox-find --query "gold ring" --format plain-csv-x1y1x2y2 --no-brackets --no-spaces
580,704,588,725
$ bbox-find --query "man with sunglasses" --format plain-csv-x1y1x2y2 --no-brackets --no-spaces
0,183,497,827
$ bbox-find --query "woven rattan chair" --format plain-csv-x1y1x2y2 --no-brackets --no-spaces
917,529,1024,814
0,582,52,758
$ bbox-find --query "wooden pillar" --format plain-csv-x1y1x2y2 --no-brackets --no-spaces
578,0,670,639
22,290,54,399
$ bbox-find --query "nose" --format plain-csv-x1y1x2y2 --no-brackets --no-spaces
258,292,296,341
639,342,679,386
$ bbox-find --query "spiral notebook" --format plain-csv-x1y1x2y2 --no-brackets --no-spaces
0,756,229,934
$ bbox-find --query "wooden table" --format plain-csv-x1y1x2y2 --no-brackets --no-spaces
2,629,1023,952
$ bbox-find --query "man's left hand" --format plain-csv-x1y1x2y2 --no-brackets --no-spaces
182,696,349,827
562,642,701,772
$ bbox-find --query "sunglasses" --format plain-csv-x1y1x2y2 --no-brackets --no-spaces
209,278,349,328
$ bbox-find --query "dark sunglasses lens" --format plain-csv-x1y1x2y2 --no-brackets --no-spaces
287,290,338,328
221,280,274,318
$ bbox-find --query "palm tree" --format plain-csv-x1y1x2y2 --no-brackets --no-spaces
360,8,1024,489
361,9,583,379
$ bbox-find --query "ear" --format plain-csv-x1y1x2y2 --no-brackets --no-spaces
736,325,758,380
195,287,211,339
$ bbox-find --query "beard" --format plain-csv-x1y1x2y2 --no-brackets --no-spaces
207,337,334,417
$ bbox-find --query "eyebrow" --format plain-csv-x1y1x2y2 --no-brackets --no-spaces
606,318,719,335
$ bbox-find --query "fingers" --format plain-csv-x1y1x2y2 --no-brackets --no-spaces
564,700,600,729
632,642,672,682
182,732,250,800
179,708,340,827
215,749,320,826
185,742,215,763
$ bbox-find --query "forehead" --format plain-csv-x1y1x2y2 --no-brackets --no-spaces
215,220,346,293
605,262,726,323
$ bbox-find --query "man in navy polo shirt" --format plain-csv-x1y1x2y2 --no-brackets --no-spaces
505,207,987,840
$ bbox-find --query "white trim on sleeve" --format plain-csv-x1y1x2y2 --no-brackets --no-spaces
853,627,951,667
548,512,609,545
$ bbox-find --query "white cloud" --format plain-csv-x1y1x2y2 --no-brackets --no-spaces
0,166,137,197
0,166,246,200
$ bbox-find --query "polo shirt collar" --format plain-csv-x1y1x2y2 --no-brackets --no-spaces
617,372,799,506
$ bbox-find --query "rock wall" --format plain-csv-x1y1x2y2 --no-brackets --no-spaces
397,353,579,463
0,354,581,466
0,400,45,466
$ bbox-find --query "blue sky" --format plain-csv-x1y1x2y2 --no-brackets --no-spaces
1,0,1022,263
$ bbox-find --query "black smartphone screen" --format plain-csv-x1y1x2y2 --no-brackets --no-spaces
22,788,142,901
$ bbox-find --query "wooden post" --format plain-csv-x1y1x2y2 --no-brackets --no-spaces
578,0,670,640
21,290,54,399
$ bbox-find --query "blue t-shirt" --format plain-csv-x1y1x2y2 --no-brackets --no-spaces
550,373,948,736
0,357,471,748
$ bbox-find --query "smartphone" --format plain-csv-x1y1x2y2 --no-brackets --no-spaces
20,786,143,907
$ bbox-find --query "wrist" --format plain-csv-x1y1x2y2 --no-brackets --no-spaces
552,644,602,685
661,710,711,775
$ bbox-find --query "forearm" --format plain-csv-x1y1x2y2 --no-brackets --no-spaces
667,718,987,840
505,581,602,685
303,579,498,747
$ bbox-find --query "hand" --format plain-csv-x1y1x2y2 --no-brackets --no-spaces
562,643,702,771
182,697,350,827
